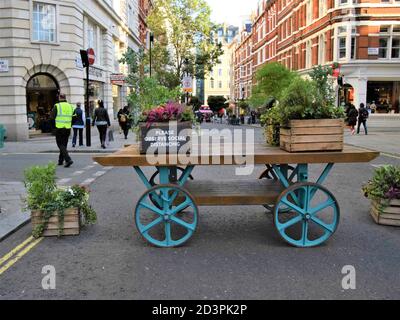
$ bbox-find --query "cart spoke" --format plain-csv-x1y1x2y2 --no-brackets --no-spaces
170,198,192,215
301,221,308,246
141,217,163,233
281,197,304,214
168,190,179,205
165,222,171,245
311,216,334,234
139,201,164,216
310,199,336,216
170,216,196,232
277,215,303,232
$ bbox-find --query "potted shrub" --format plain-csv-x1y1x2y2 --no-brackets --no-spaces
362,165,400,226
136,101,196,154
260,103,281,147
24,163,97,238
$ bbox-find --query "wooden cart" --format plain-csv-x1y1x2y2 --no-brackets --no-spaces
94,144,379,248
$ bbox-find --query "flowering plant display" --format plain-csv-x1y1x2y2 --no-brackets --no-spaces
362,165,400,203
140,101,196,128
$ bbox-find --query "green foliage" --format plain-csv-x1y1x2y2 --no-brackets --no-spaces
238,100,250,111
249,62,297,108
309,65,336,110
362,165,400,201
24,164,97,238
207,95,227,112
147,0,223,81
188,96,202,111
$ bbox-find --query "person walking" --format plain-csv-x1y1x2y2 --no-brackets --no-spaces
92,100,110,149
357,103,369,135
347,104,358,135
117,106,131,140
71,102,85,147
52,93,74,168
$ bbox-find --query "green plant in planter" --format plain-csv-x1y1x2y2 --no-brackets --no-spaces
362,165,400,207
24,163,97,238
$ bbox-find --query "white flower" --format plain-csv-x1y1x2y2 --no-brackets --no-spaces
68,188,75,196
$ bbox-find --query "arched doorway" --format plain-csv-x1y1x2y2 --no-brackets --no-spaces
339,84,355,107
26,73,59,134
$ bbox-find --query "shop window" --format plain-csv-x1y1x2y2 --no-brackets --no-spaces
32,2,57,43
392,38,400,58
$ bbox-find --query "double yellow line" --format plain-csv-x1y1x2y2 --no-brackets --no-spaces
0,236,43,276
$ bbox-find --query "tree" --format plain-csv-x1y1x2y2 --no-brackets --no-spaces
188,96,202,111
147,0,224,83
207,96,227,112
249,62,297,108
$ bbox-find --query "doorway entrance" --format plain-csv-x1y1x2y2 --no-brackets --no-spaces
26,73,59,135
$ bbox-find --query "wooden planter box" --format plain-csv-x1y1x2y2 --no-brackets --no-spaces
280,119,344,152
138,121,192,154
31,208,80,237
370,199,400,227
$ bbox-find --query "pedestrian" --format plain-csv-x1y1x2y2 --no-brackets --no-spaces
117,105,131,140
52,93,74,168
347,104,358,135
92,100,111,149
357,103,369,135
71,102,85,147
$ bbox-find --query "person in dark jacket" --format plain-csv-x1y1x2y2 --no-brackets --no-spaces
117,106,131,139
71,102,85,147
347,104,358,135
357,103,369,135
92,100,111,149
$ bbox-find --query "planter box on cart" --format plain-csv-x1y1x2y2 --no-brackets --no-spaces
370,199,400,227
31,207,80,236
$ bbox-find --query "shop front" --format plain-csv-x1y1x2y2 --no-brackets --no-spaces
26,74,59,135
367,81,400,113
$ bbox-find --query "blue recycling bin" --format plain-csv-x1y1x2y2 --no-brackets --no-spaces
0,124,6,148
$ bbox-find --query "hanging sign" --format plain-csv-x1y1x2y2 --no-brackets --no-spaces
182,76,193,93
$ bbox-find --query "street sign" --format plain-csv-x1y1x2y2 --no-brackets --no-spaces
368,47,379,55
87,48,95,65
182,76,193,93
0,59,9,72
110,73,125,85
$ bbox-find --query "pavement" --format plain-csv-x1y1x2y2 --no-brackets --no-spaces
0,122,399,299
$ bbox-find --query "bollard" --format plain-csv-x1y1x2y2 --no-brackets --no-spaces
0,124,6,148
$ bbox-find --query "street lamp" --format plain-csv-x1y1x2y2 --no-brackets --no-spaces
183,58,190,105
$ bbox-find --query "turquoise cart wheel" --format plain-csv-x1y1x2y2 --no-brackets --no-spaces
135,184,198,248
149,167,194,186
274,182,340,248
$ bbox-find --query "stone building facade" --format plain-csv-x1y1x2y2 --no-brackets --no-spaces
233,0,400,113
0,0,146,141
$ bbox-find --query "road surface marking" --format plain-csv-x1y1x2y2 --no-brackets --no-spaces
58,178,72,184
82,178,95,185
93,171,106,177
93,162,98,165
83,165,95,170
72,171,85,176
104,167,114,171
371,164,385,168
0,237,43,276
381,152,400,160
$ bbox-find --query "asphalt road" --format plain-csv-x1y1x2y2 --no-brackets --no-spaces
0,125,399,300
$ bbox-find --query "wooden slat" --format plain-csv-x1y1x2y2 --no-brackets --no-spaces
371,205,400,226
284,135,344,144
289,127,344,135
42,229,80,237
289,119,344,128
32,215,79,224
93,144,380,167
281,142,344,152
181,179,284,206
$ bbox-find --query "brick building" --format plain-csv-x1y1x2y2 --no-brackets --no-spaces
233,0,400,113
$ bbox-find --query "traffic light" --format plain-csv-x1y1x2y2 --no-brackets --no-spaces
80,50,89,68
337,76,343,87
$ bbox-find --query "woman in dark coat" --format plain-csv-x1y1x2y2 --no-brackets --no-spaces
347,104,358,135
117,106,131,140
92,100,111,149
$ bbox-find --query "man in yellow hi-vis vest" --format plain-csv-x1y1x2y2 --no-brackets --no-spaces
52,93,74,168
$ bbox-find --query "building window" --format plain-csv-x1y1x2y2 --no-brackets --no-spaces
210,80,214,89
379,38,389,58
339,0,349,5
218,68,222,76
338,37,346,59
32,2,56,42
351,37,357,59
218,81,222,89
392,37,400,58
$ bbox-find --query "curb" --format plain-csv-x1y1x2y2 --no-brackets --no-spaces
0,217,31,242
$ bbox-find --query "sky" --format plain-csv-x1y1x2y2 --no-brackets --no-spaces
205,0,259,29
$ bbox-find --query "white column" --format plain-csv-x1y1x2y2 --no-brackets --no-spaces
354,78,368,109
